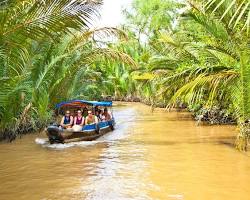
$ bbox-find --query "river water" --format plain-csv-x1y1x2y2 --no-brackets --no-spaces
0,103,249,200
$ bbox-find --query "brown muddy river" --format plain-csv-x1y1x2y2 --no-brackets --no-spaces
0,103,250,200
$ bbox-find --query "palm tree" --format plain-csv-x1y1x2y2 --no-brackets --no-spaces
199,0,250,150
118,0,250,150
0,0,103,138
0,0,137,140
152,1,250,150
204,0,250,33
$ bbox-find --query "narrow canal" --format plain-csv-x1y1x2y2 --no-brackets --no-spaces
0,103,249,200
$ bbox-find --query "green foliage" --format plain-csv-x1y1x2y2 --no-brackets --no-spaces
204,0,250,33
0,0,135,140
2,0,250,151
118,0,250,150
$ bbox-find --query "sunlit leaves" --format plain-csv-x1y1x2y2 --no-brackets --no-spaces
204,0,250,34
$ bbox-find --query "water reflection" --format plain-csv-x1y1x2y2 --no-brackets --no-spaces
79,141,152,200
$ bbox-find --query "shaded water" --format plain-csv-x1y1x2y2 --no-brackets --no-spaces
0,103,250,200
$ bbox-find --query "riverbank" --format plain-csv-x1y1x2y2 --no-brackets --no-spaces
0,100,237,143
112,98,237,125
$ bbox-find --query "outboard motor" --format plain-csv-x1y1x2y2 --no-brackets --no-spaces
46,126,64,144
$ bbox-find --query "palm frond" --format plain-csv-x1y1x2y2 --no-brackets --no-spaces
82,48,137,68
169,70,238,106
204,0,250,33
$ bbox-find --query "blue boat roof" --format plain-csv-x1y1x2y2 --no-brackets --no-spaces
56,100,112,109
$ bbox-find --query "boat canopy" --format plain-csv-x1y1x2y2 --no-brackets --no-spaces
56,100,112,109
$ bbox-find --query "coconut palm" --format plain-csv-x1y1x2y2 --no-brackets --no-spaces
203,0,250,33
152,1,250,150
0,0,103,138
119,0,250,150
199,0,250,150
0,0,137,140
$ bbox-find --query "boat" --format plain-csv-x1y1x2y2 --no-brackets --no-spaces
46,100,115,144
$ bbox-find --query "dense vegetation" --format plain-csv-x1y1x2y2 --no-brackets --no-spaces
0,0,135,141
117,0,250,151
1,0,250,150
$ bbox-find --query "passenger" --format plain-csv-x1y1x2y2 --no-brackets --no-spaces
72,110,84,132
94,106,101,114
98,109,103,121
60,110,73,129
95,110,99,120
85,110,98,125
100,110,106,121
102,108,112,121
83,106,88,118
95,109,103,121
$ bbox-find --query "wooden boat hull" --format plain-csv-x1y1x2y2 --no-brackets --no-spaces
46,120,115,144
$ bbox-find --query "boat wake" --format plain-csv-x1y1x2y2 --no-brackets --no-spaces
35,123,128,149
35,137,103,149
